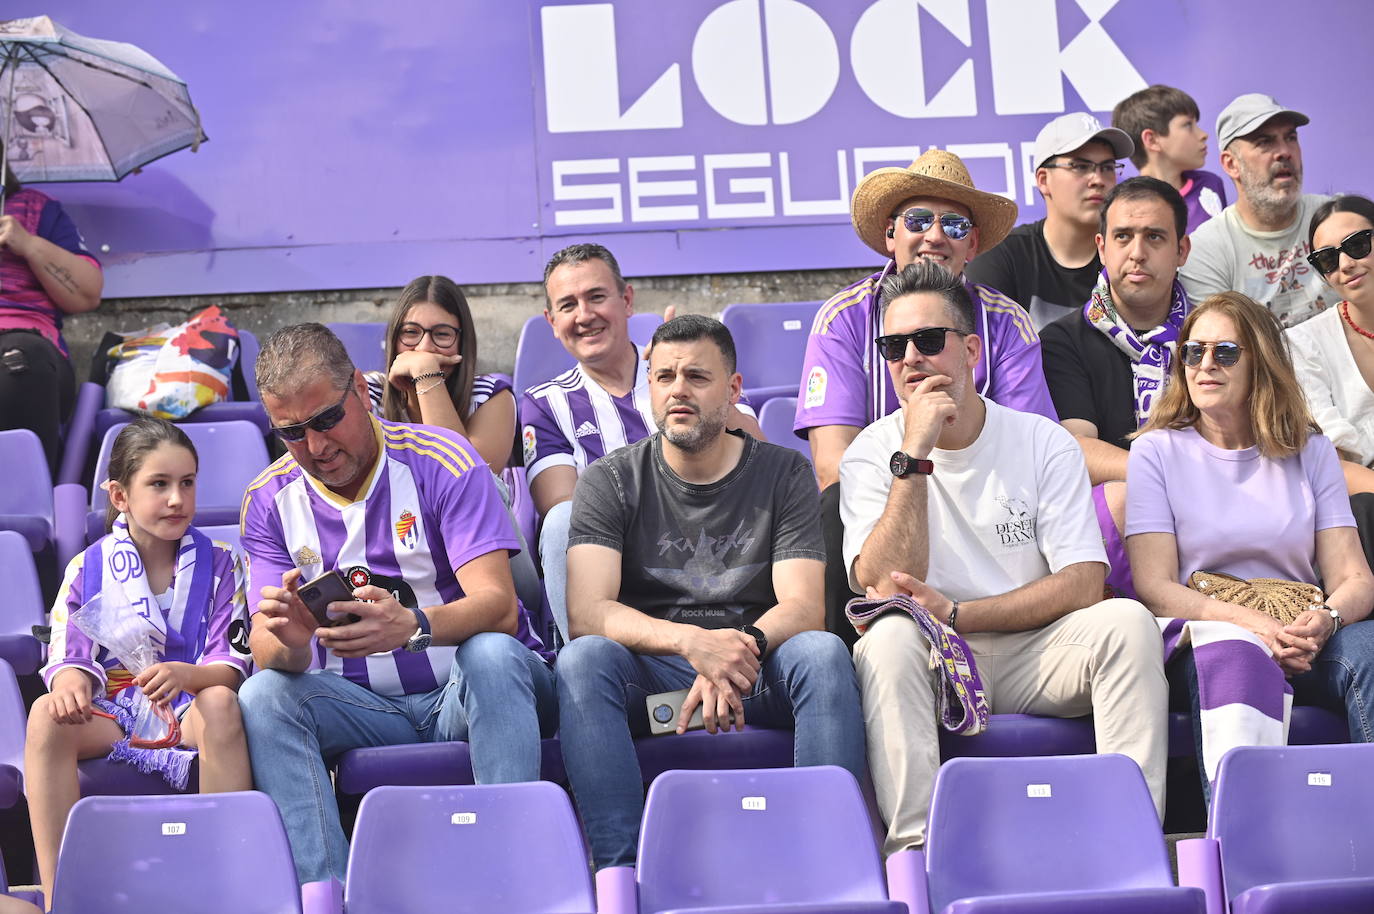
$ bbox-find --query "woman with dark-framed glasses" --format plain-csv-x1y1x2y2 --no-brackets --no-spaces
365,274,515,474
1288,195,1374,494
1125,292,1374,800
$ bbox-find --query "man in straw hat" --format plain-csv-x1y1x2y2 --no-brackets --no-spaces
966,112,1134,329
1180,93,1329,328
794,147,1055,644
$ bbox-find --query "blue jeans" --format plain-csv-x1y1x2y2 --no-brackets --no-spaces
539,500,572,643
1291,619,1374,742
239,632,558,884
556,630,867,869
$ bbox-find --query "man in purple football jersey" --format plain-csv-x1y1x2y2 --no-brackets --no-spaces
795,149,1056,644
520,243,760,641
239,324,556,887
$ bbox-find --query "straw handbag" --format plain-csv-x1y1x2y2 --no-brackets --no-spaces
1187,570,1325,626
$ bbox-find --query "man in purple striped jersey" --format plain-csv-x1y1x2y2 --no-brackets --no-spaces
520,243,761,641
795,149,1057,645
238,324,556,887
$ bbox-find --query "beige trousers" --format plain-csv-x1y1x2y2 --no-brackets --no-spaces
853,598,1168,855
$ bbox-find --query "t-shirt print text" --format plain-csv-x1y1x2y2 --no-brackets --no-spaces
1249,242,1311,290
992,495,1036,550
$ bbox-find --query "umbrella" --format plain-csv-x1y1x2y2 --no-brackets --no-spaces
0,15,205,194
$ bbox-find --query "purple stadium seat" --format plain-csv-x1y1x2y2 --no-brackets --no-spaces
632,766,901,914
757,397,808,458
513,312,661,398
0,659,25,810
50,791,300,913
77,757,198,797
58,381,103,486
344,782,595,914
85,420,270,544
633,725,795,783
334,738,565,798
720,301,820,408
324,322,387,375
1178,743,1374,913
913,754,1204,913
197,523,242,554
0,532,45,676
939,713,1096,760
0,429,56,554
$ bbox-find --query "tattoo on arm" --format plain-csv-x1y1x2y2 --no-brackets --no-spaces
43,261,79,294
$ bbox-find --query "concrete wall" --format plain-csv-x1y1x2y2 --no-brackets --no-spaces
61,268,872,387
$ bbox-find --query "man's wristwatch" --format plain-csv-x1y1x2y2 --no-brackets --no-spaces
890,451,934,478
741,624,769,660
404,608,433,653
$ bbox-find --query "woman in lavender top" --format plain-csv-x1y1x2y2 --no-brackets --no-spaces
1127,292,1374,753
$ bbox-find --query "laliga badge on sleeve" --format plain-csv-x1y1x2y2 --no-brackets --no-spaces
804,366,827,408
346,566,372,590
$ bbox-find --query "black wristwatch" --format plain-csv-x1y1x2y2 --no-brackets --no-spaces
404,607,433,653
741,624,768,660
890,451,934,478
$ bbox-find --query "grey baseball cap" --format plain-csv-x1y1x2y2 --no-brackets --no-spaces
1216,94,1309,149
1032,112,1133,169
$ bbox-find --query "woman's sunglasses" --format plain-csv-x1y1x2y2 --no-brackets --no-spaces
876,327,966,361
1306,228,1373,276
1180,340,1243,368
271,390,352,442
896,208,974,241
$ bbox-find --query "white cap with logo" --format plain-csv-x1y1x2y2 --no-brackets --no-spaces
1032,112,1134,170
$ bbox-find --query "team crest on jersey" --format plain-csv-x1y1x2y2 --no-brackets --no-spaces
522,425,537,465
292,545,321,568
804,366,827,408
395,509,418,548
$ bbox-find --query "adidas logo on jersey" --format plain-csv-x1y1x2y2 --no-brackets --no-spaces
574,421,599,438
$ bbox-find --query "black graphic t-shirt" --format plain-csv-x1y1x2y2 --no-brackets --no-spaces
568,430,825,628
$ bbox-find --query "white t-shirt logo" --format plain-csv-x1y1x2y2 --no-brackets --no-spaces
993,495,1036,549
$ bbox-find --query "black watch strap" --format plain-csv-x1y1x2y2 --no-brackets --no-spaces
741,624,768,659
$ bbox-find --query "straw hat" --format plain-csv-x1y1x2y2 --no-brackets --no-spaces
851,149,1019,260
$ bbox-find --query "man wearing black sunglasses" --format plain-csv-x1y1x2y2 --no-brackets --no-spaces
841,260,1168,857
237,323,557,888
796,148,1056,646
1181,94,1331,328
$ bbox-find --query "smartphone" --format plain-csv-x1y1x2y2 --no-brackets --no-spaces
646,689,702,735
297,570,361,628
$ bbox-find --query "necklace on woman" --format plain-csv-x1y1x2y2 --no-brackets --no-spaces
1341,300,1374,342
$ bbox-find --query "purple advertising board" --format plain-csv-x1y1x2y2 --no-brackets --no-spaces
30,0,1374,299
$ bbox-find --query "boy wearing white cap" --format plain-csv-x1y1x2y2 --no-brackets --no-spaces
1179,93,1331,327
966,112,1133,329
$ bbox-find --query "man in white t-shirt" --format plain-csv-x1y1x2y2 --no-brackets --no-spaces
839,260,1168,856
1180,94,1332,327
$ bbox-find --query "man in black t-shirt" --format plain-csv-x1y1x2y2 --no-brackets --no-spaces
555,314,865,872
1040,177,1192,568
966,113,1133,329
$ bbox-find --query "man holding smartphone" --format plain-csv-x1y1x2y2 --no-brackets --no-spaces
557,314,866,873
238,323,556,889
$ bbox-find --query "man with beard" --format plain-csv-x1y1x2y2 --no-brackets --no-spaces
555,314,865,873
1181,95,1331,327
841,260,1167,856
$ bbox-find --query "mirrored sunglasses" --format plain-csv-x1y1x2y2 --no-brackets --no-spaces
1307,229,1373,276
1180,340,1243,368
898,208,974,241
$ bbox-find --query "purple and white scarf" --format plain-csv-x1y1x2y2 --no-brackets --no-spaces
1160,617,1292,786
1084,271,1190,426
846,594,989,735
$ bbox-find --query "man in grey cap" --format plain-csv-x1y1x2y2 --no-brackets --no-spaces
1180,93,1331,327
966,112,1133,329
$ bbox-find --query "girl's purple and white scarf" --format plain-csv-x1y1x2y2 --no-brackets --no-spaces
75,516,215,789
1083,271,1190,426
1160,617,1292,786
846,594,989,736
